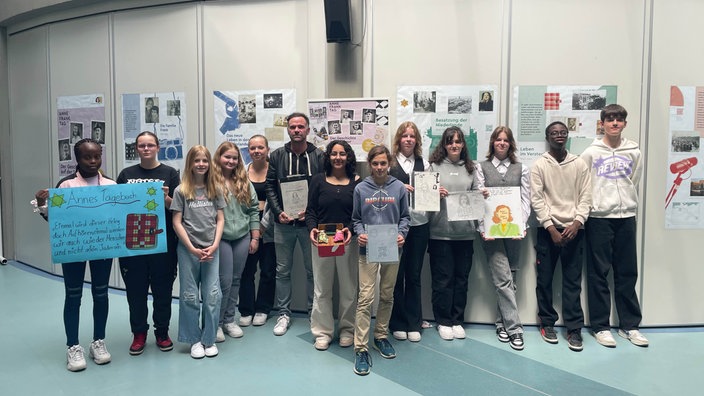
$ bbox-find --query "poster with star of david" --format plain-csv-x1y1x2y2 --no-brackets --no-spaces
47,182,167,263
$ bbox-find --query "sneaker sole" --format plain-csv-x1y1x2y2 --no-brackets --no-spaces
568,343,583,352
129,348,145,356
67,364,87,372
509,341,524,351
158,344,174,352
541,334,558,344
353,367,370,376
618,330,649,347
90,354,111,365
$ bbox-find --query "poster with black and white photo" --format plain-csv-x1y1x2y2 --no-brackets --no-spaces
57,94,106,179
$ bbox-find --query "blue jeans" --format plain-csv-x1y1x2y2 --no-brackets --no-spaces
62,259,113,346
177,242,222,346
219,235,250,325
274,223,313,315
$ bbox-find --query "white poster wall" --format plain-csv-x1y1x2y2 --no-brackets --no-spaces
56,94,107,177
122,92,187,173
665,86,704,228
308,98,390,160
397,85,498,161
212,89,295,164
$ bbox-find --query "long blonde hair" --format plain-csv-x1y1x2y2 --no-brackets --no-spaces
180,145,220,201
213,141,251,205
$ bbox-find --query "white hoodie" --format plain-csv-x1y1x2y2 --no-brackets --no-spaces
580,137,642,218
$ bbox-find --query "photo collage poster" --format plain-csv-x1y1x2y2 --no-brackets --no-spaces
122,92,187,173
56,94,106,178
212,89,296,165
397,85,499,161
308,98,390,161
512,85,618,165
665,86,704,229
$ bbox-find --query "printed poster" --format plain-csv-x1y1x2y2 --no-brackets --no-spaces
213,89,296,164
482,187,524,238
57,94,107,178
665,86,704,229
397,85,498,161
308,98,390,161
47,182,167,263
512,85,618,165
122,92,187,173
366,224,399,263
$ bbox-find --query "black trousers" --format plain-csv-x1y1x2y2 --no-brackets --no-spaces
428,239,474,327
238,241,277,316
390,223,429,333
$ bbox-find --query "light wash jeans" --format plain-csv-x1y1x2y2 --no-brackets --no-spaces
219,235,251,325
274,223,314,315
177,242,222,346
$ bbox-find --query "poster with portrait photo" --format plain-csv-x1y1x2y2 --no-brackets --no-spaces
57,94,106,179
213,89,296,156
308,98,390,160
478,91,494,112
122,92,187,173
446,191,485,221
91,121,106,144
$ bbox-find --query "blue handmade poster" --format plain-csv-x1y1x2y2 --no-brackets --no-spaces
48,182,167,263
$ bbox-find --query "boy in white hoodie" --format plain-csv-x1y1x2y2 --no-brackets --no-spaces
580,104,648,348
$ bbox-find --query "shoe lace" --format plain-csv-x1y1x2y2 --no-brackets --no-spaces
68,345,84,361
359,351,372,367
92,339,107,354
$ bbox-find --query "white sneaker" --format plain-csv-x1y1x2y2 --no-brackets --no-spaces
239,315,253,327
224,322,244,338
204,344,218,357
66,344,87,372
407,331,422,342
273,314,290,336
253,313,268,326
438,325,454,340
314,337,330,351
190,342,205,359
392,331,407,340
595,330,617,347
618,329,649,347
89,339,111,365
452,325,466,339
216,327,226,343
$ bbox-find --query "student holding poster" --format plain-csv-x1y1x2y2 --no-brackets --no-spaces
476,126,531,351
351,145,410,376
388,121,430,343
427,126,485,342
33,138,115,372
117,131,181,356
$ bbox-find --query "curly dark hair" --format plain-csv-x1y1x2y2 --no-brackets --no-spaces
324,140,356,178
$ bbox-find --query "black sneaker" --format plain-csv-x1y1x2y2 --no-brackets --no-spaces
353,351,372,376
567,330,583,352
540,326,558,344
509,333,524,351
373,338,396,359
496,327,510,343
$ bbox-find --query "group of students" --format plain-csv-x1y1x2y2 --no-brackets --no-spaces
33,105,648,376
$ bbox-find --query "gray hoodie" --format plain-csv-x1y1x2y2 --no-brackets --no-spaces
352,175,411,240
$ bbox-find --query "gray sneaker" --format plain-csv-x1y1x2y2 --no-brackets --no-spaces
66,344,87,372
89,339,111,365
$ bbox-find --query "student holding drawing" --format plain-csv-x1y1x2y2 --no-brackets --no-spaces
306,140,359,351
212,142,260,343
476,126,530,351
351,145,410,376
427,126,484,341
33,138,115,372
171,145,226,359
265,112,325,336
117,131,180,355
388,121,430,343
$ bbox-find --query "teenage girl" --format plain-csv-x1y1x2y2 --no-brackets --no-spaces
117,131,180,355
171,145,225,359
238,135,277,326
33,138,114,372
351,145,410,376
477,126,530,351
213,142,260,342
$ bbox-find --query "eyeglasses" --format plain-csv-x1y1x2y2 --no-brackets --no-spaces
549,130,569,137
137,144,158,149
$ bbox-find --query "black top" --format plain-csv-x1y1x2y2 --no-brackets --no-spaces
305,173,360,233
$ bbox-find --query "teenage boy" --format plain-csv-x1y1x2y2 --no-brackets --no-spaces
580,104,648,347
530,121,592,352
